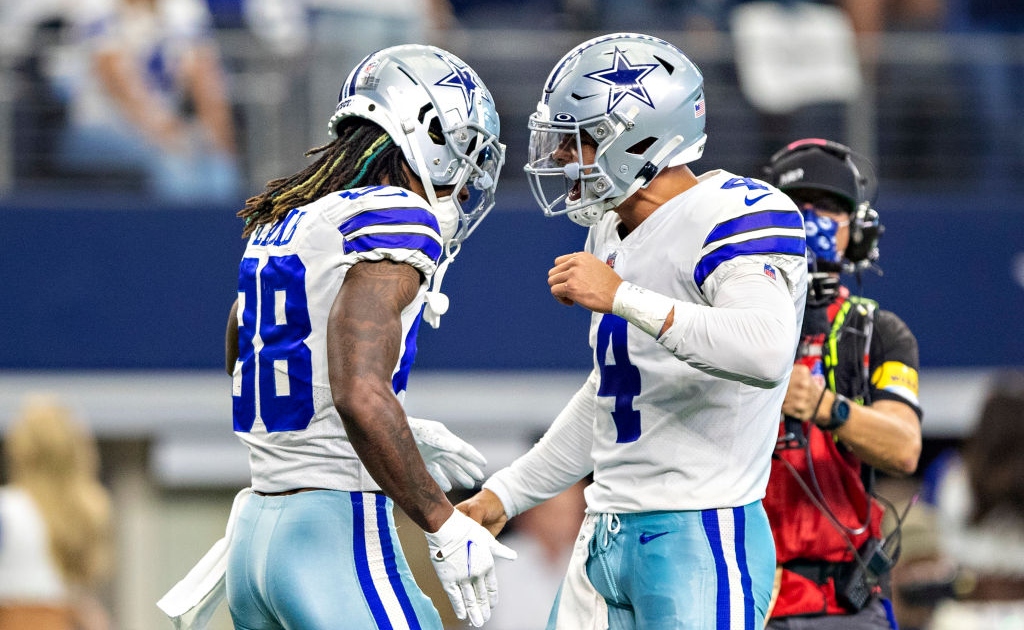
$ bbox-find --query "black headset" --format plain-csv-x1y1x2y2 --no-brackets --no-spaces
765,139,883,269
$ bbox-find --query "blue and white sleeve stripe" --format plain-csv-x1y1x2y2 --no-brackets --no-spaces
694,210,805,288
339,207,443,263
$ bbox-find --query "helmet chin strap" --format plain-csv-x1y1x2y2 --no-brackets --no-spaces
396,100,462,329
424,241,459,329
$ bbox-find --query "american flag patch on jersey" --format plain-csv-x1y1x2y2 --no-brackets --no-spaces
694,99,705,118
763,263,776,279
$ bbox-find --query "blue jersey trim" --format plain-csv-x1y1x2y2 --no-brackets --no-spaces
704,210,803,247
393,310,422,396
339,207,441,236
694,236,805,288
344,233,443,263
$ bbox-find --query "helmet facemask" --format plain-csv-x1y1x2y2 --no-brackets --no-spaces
526,111,630,227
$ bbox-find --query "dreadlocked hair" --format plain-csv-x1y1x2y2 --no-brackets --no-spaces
238,117,411,238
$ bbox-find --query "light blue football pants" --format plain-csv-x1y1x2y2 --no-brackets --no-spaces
548,501,776,630
226,490,442,630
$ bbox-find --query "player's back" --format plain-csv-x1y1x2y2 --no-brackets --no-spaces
231,185,444,493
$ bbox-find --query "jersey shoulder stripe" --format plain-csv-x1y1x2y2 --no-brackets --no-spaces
325,186,444,264
704,209,803,245
340,207,443,262
695,209,805,288
345,231,442,262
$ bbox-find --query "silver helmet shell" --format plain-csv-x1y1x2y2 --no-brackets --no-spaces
525,33,707,226
328,45,505,246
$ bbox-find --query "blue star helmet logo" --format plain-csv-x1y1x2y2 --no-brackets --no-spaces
434,54,479,113
583,47,659,113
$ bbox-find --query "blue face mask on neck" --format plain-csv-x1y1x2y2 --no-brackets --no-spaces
802,206,841,267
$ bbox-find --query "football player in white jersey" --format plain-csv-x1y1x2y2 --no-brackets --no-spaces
458,33,808,629
223,45,515,629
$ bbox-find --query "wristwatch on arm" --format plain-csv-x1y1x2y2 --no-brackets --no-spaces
821,393,852,431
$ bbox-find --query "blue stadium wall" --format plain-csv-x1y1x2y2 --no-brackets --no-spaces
3,191,1022,371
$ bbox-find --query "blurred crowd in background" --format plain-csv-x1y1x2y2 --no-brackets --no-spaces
0,0,1022,206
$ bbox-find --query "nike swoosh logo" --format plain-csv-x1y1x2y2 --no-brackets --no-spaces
639,531,670,544
744,192,771,206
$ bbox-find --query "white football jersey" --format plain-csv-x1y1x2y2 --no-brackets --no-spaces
582,169,807,512
231,186,442,493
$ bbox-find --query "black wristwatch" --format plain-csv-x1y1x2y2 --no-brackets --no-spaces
822,393,852,431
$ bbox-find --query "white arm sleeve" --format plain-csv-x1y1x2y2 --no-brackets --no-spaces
657,255,803,388
483,372,597,518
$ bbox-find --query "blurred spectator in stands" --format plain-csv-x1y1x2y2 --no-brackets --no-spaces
730,0,877,162
895,371,1024,629
223,0,454,171
0,0,77,182
58,0,242,204
944,0,1024,192
302,0,455,149
0,394,113,630
488,477,589,630
560,0,732,31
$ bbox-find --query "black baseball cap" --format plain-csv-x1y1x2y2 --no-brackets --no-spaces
767,140,860,214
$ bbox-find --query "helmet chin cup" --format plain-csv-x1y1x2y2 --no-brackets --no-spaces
567,199,613,227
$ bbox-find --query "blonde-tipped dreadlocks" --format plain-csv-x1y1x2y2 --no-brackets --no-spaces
238,118,411,238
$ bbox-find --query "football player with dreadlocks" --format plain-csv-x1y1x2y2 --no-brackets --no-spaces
458,33,808,629
161,45,514,630
762,139,922,630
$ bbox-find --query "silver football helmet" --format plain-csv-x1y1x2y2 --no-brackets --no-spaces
525,33,707,226
328,44,505,248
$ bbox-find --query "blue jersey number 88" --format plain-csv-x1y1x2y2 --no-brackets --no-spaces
233,255,315,433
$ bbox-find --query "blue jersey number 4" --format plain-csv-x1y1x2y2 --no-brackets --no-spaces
596,314,642,443
233,255,315,433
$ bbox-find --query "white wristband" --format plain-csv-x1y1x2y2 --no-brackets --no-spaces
611,281,675,338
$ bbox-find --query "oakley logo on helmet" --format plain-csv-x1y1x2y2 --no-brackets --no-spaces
583,47,659,113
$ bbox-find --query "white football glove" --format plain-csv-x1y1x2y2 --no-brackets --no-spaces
408,416,487,492
425,510,517,627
